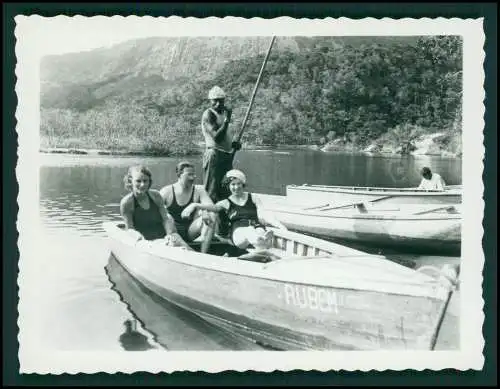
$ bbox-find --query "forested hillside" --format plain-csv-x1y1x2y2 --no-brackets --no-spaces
40,36,462,156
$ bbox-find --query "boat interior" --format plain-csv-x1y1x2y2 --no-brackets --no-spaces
187,237,317,263
188,224,340,263
188,240,252,257
282,201,460,215
118,223,334,263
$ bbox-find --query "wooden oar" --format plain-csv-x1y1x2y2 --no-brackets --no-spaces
414,205,457,216
319,195,394,211
428,287,455,350
303,203,330,210
232,36,276,159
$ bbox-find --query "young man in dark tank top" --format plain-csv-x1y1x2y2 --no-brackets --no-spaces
159,161,217,253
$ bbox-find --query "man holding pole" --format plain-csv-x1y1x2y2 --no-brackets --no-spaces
201,86,241,204
201,36,276,238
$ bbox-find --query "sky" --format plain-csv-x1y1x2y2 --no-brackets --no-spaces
15,16,181,57
14,15,472,59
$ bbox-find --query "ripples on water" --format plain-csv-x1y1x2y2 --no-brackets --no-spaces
40,196,118,238
33,152,461,352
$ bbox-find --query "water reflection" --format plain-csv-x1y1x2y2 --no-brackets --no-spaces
119,320,157,351
105,255,266,351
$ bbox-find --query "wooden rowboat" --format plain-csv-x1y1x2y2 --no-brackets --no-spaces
103,221,458,351
257,194,462,254
286,184,462,206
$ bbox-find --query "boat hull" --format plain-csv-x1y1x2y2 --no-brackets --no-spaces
257,195,461,253
287,185,462,206
103,222,456,350
271,209,460,252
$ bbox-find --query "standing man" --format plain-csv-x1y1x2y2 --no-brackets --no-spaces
201,86,242,203
159,161,217,253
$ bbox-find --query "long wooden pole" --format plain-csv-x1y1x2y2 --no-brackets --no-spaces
428,288,454,350
232,36,276,157
417,264,458,350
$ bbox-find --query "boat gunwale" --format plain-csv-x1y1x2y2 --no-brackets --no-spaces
287,184,462,196
265,206,463,221
103,222,453,300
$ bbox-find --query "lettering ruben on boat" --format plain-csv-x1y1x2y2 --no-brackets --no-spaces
281,283,348,314
280,283,415,348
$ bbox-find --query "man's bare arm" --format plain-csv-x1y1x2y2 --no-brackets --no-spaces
197,186,215,206
202,109,231,142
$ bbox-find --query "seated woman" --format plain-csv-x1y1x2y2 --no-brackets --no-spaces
181,169,287,254
119,165,191,249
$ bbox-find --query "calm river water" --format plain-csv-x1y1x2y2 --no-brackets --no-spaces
35,150,461,352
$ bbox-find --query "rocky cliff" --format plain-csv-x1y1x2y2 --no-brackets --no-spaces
41,36,417,88
40,36,309,110
41,36,305,87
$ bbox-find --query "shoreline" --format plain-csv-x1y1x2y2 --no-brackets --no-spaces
38,144,320,156
39,143,462,159
39,145,461,159
38,147,202,157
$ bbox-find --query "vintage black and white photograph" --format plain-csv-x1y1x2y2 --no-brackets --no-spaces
15,16,485,373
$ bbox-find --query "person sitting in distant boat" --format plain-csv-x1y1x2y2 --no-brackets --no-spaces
180,169,287,253
120,165,192,249
159,161,216,253
417,167,446,191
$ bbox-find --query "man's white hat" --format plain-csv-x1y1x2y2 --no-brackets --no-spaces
226,169,246,184
208,86,226,100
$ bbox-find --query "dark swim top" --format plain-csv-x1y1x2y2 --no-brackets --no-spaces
227,193,265,234
132,193,166,240
166,185,195,241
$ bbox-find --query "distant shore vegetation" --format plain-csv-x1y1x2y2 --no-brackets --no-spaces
41,36,462,157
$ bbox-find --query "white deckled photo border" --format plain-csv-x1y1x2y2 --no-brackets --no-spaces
15,15,485,374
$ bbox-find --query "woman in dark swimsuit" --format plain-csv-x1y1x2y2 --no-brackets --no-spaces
119,165,191,249
181,169,287,250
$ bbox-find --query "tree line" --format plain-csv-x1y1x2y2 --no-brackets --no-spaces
40,36,462,155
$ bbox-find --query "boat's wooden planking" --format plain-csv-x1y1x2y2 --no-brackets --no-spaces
112,240,447,350
104,222,456,350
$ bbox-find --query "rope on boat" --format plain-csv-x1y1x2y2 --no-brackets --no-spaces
417,264,460,290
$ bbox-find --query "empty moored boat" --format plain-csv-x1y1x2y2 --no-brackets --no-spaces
257,195,462,254
103,221,458,351
286,184,462,206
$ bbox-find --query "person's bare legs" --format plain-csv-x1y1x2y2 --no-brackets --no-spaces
188,216,216,254
200,222,215,254
232,227,274,251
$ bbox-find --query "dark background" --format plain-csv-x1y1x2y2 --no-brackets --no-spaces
3,2,497,386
